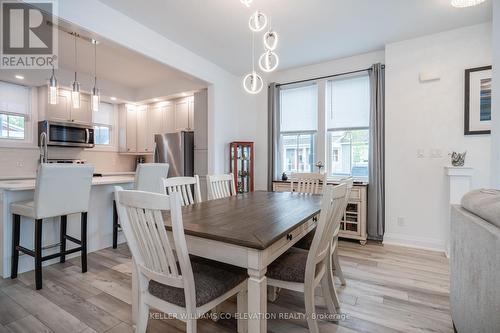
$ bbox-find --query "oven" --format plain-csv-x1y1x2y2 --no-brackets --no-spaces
38,120,94,148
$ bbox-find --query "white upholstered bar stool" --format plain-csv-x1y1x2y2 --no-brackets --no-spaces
10,164,94,290
266,184,347,333
206,174,236,200
163,175,202,206
113,163,170,248
114,188,248,333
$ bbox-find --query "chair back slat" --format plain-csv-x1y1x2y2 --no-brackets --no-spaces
305,183,347,283
290,172,326,195
134,163,170,194
206,174,236,200
114,189,192,289
163,176,201,206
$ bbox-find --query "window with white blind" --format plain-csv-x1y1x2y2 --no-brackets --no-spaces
93,102,115,146
0,81,30,141
278,83,318,174
326,74,370,179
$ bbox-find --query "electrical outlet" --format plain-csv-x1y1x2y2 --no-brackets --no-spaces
397,217,405,227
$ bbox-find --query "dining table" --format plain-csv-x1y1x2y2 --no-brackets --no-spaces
131,191,322,333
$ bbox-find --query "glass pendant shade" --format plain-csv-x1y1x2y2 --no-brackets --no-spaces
259,50,279,72
243,71,263,94
263,31,278,51
249,11,267,32
91,86,100,112
240,0,253,7
71,78,80,109
451,0,486,7
47,70,58,105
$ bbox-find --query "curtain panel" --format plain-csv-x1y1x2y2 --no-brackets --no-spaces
268,83,280,191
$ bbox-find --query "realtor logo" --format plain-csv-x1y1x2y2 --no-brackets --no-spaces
1,0,58,69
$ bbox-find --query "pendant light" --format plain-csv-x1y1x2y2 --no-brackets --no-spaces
259,50,279,72
249,10,267,32
451,0,486,7
91,39,100,112
243,33,263,94
71,33,81,109
47,65,58,105
240,0,253,7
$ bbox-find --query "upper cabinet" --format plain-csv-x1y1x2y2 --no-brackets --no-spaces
174,97,194,131
149,103,175,135
38,86,91,124
118,104,153,154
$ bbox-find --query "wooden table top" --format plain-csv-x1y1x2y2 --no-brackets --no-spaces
163,191,322,250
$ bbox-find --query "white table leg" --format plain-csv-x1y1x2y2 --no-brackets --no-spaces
247,268,267,333
132,257,138,324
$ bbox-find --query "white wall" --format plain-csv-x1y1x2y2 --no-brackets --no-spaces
384,23,492,251
491,0,500,188
242,51,386,190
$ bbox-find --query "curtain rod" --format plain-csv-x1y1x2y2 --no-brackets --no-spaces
275,64,385,87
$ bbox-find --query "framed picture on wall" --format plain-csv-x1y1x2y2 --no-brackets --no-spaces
464,66,492,135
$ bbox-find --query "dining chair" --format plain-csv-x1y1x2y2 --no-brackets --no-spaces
114,188,248,333
113,163,170,248
206,174,236,200
294,177,353,286
266,183,348,333
290,172,327,194
11,164,94,289
163,175,202,206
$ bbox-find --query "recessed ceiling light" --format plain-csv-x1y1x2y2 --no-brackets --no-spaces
153,98,160,102
15,75,24,80
451,0,486,7
110,97,117,101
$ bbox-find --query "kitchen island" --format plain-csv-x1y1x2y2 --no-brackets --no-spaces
0,175,135,277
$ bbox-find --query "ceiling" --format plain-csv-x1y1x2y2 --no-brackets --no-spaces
98,0,492,75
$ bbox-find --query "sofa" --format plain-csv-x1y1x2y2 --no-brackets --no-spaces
450,189,500,333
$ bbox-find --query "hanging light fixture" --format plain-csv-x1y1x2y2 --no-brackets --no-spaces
259,50,279,72
91,39,100,112
243,33,263,94
240,0,253,7
249,10,267,32
71,33,81,109
47,65,58,105
263,30,278,51
451,0,486,7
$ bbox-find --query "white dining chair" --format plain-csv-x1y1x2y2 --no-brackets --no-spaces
163,175,202,206
266,183,348,333
290,172,326,194
113,163,170,248
206,174,236,200
114,188,248,333
10,164,94,290
294,177,353,286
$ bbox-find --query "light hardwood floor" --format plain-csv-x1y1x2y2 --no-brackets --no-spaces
0,241,453,333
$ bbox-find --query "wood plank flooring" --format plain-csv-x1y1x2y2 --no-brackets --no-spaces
0,241,453,333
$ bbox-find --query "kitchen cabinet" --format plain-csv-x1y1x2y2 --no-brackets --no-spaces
194,89,208,150
136,105,153,154
38,86,91,123
149,103,175,134
174,97,194,131
118,104,153,154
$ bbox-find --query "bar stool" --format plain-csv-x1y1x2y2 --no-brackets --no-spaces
112,163,169,248
10,164,94,290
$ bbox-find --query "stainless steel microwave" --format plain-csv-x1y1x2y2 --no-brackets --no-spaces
38,120,94,148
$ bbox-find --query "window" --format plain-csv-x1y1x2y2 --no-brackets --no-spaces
278,84,318,174
327,74,370,179
93,102,114,146
0,81,30,142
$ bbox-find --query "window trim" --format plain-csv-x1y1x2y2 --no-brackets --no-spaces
278,131,317,174
0,112,27,140
0,86,37,148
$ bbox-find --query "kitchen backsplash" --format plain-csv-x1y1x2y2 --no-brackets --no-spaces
0,147,136,179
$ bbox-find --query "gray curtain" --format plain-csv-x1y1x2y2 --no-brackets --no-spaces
268,83,279,191
368,63,385,240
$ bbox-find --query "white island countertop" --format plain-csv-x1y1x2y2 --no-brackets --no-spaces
0,175,135,191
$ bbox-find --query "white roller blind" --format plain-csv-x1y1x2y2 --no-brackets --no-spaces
280,84,318,132
0,81,30,116
93,102,114,126
327,74,370,129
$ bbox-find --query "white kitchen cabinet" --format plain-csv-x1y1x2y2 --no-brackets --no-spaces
194,89,208,150
38,86,91,123
136,105,153,154
70,95,91,123
118,104,154,154
188,98,194,130
149,103,175,134
174,99,189,131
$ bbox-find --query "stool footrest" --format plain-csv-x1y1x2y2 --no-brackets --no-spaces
42,247,82,261
65,235,82,245
16,246,35,257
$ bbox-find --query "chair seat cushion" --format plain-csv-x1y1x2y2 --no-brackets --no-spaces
267,247,308,283
148,257,247,307
293,230,315,250
11,201,35,218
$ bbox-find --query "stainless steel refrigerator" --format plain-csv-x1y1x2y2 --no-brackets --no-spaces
154,131,194,177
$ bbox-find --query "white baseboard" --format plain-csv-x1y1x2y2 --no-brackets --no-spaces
383,232,446,253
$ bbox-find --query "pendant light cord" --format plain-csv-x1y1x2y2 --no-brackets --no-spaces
251,32,255,72
94,41,97,86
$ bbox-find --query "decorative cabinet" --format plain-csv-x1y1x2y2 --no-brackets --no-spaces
272,181,368,244
118,104,153,154
38,86,91,124
230,142,254,193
